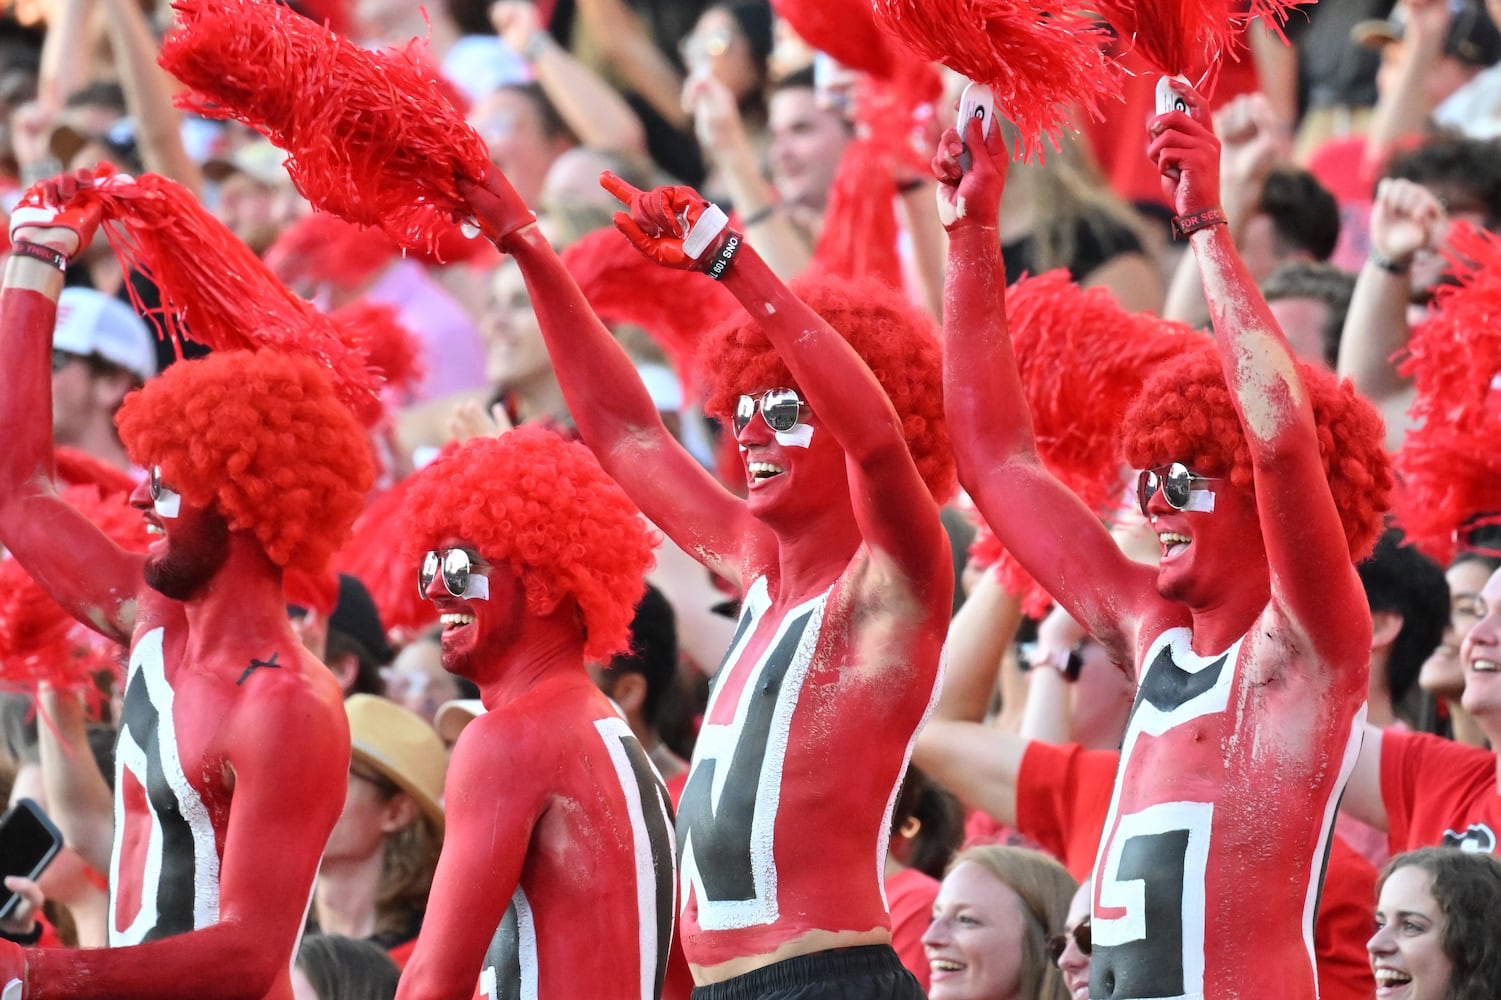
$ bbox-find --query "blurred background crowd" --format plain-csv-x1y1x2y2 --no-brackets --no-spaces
2,0,1501,997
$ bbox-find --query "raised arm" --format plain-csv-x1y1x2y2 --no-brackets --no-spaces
0,174,143,644
458,171,747,579
1147,88,1366,655
604,175,950,588
36,686,116,873
98,0,203,196
396,716,543,1000
937,119,1154,661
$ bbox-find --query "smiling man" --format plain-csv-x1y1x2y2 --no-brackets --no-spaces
454,157,954,999
393,427,675,1000
0,174,373,999
937,87,1391,1000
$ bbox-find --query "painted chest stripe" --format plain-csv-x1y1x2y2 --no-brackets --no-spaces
109,627,221,944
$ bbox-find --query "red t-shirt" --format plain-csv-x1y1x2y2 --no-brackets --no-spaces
1380,728,1501,855
884,866,939,992
1016,741,1376,1000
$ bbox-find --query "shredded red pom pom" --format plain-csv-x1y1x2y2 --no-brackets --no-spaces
0,483,145,708
335,473,437,641
160,0,492,248
1091,0,1305,81
26,171,385,424
332,301,427,399
870,0,1118,154
984,271,1199,615
561,228,737,397
285,567,340,618
1393,222,1501,564
265,212,399,292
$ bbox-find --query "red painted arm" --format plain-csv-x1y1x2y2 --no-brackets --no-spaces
396,712,543,1000
0,266,142,645
19,667,349,999
1148,93,1369,661
605,176,949,591
938,121,1155,661
459,172,747,580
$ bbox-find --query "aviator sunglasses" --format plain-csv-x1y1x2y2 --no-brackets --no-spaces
1046,920,1092,967
1136,462,1217,517
732,388,807,436
418,548,490,601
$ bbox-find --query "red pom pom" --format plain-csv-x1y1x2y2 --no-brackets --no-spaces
986,271,1199,614
335,474,437,641
560,228,737,397
64,173,385,424
771,0,900,78
285,567,340,617
1393,222,1501,564
53,446,137,497
265,212,399,291
870,0,1118,154
812,140,904,289
1092,0,1304,81
331,301,427,399
161,0,492,248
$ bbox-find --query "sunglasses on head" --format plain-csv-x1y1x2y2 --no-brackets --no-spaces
732,388,807,436
1046,920,1091,966
1136,462,1216,517
418,548,491,601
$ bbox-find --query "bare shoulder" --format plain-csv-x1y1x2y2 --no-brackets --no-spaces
220,645,348,758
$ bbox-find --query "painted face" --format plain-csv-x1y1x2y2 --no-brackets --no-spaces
1143,463,1267,608
131,467,230,601
1419,559,1495,698
423,539,523,681
1052,880,1093,1000
1458,566,1501,720
922,861,1028,1000
734,386,850,529
1368,865,1452,1000
481,261,552,393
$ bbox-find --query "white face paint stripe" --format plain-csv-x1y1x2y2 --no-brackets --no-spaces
154,489,181,519
772,424,814,449
464,574,490,601
1183,488,1215,513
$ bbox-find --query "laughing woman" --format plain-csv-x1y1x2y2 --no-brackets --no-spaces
921,846,1075,1000
1368,848,1501,1000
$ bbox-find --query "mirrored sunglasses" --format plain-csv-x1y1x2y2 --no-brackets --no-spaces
418,548,491,601
1136,462,1216,517
732,388,807,435
1046,920,1091,967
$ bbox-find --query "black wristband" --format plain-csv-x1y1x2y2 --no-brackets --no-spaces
1369,247,1412,275
0,920,42,945
10,240,67,272
705,232,741,281
1172,206,1228,238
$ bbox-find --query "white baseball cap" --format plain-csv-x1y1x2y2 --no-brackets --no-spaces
53,288,157,381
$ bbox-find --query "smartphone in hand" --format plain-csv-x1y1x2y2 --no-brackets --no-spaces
0,799,63,921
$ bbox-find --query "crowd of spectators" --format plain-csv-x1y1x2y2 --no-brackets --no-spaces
4,0,1501,997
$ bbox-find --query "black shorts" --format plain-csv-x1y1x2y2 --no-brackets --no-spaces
689,945,926,1000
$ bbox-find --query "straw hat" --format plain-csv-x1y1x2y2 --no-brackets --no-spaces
433,698,485,746
345,694,447,832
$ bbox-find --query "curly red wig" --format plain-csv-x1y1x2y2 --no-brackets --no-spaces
696,274,956,503
400,428,657,661
115,350,374,575
1119,341,1391,562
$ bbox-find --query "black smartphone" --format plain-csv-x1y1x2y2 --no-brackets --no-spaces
0,799,63,921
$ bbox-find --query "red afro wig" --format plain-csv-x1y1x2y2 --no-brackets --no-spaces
696,274,956,504
1119,341,1391,562
401,427,657,661
115,350,374,575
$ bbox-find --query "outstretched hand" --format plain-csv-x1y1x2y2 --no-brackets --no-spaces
931,115,1008,231
1146,84,1222,217
600,172,738,277
9,164,120,258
